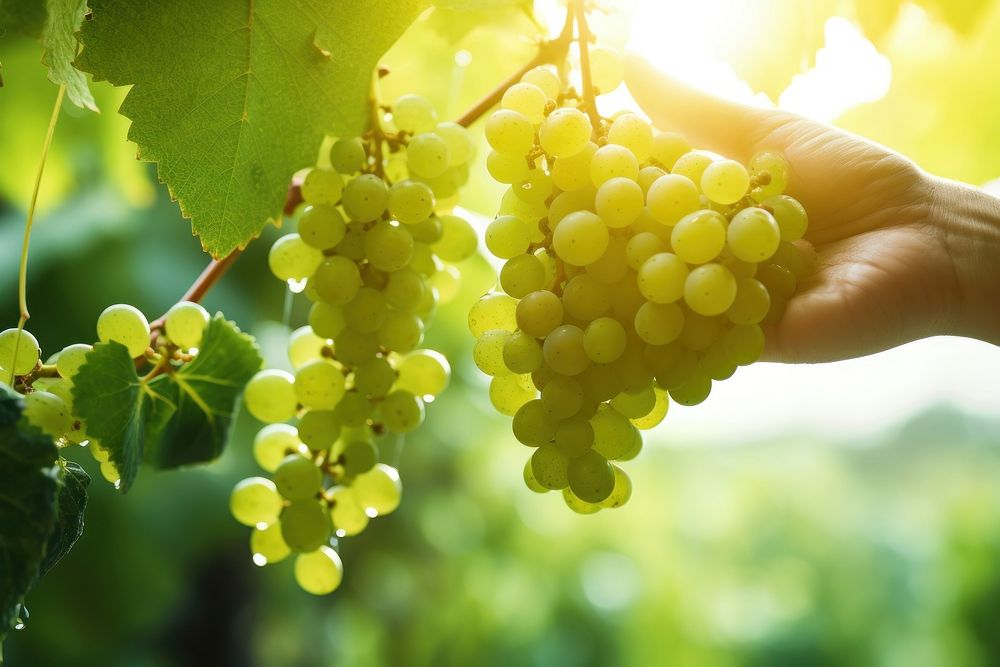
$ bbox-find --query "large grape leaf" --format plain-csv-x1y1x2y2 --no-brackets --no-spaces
72,341,149,492
144,316,262,469
74,0,430,258
0,386,59,646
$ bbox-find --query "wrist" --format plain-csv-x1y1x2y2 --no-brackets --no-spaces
931,175,1000,345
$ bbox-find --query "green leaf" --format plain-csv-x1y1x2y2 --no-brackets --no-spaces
0,0,47,38
72,341,148,492
145,315,262,469
75,0,430,258
41,0,98,110
0,385,59,645
38,460,89,579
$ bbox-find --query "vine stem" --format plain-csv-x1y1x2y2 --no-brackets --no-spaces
455,7,576,128
7,84,65,385
572,0,601,131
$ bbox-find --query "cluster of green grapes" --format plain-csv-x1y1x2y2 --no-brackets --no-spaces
473,61,809,513
233,94,477,595
1,301,211,486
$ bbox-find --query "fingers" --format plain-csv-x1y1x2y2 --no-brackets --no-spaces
624,53,787,162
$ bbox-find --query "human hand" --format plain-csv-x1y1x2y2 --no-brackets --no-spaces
625,54,1000,362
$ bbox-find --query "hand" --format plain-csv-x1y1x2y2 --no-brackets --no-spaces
625,54,1000,362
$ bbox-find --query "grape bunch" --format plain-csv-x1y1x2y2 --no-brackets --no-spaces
233,94,476,595
474,59,810,513
2,301,211,487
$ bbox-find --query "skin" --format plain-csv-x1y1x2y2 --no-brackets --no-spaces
626,54,1000,363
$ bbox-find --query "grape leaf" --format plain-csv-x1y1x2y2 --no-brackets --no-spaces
72,341,149,492
37,460,89,580
144,316,262,469
0,0,46,38
75,0,430,258
41,0,98,110
0,385,60,646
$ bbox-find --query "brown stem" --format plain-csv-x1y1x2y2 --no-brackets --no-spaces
573,0,601,131
455,8,576,128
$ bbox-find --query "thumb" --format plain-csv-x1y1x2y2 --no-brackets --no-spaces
624,53,783,163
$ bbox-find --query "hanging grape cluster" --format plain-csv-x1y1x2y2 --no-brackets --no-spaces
2,301,212,486
233,94,478,595
473,50,810,513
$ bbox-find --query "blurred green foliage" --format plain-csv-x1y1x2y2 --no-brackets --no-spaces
2,1,1000,666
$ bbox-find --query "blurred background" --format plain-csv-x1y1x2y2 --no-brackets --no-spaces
2,0,1000,665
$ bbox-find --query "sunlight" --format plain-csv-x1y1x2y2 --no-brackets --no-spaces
618,1,891,122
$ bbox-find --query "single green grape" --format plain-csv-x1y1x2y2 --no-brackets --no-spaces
24,391,72,437
551,142,597,191
485,109,534,156
434,121,475,166
646,174,700,226
515,290,563,338
294,360,346,410
489,373,536,416
96,304,150,359
164,301,210,350
582,317,627,363
353,356,397,398
301,168,344,205
671,210,728,264
589,45,624,93
273,453,322,501
313,256,363,305
298,204,347,250
365,221,415,272
561,274,611,321
595,177,644,228
329,137,367,174
607,113,653,162
244,369,298,423
502,330,544,374
552,211,609,266
542,325,590,376
500,254,546,299
342,174,389,222
330,486,369,536
500,82,547,124
250,522,291,565
637,253,688,304
230,477,284,527
269,233,325,283
253,423,302,472
684,263,738,316
333,392,374,428
567,449,614,503
55,343,92,380
727,207,781,262
388,179,435,225
701,159,750,205
392,94,437,134
530,444,570,490
296,409,341,451
469,293,519,337
473,329,511,377
520,65,560,100
590,144,639,187
281,500,332,553
650,131,691,170
634,301,685,345
590,405,637,460
486,215,531,259
287,326,328,370
377,310,424,353
598,465,633,508
378,390,424,433
407,132,450,179
352,463,402,516
539,107,592,158
340,439,377,476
